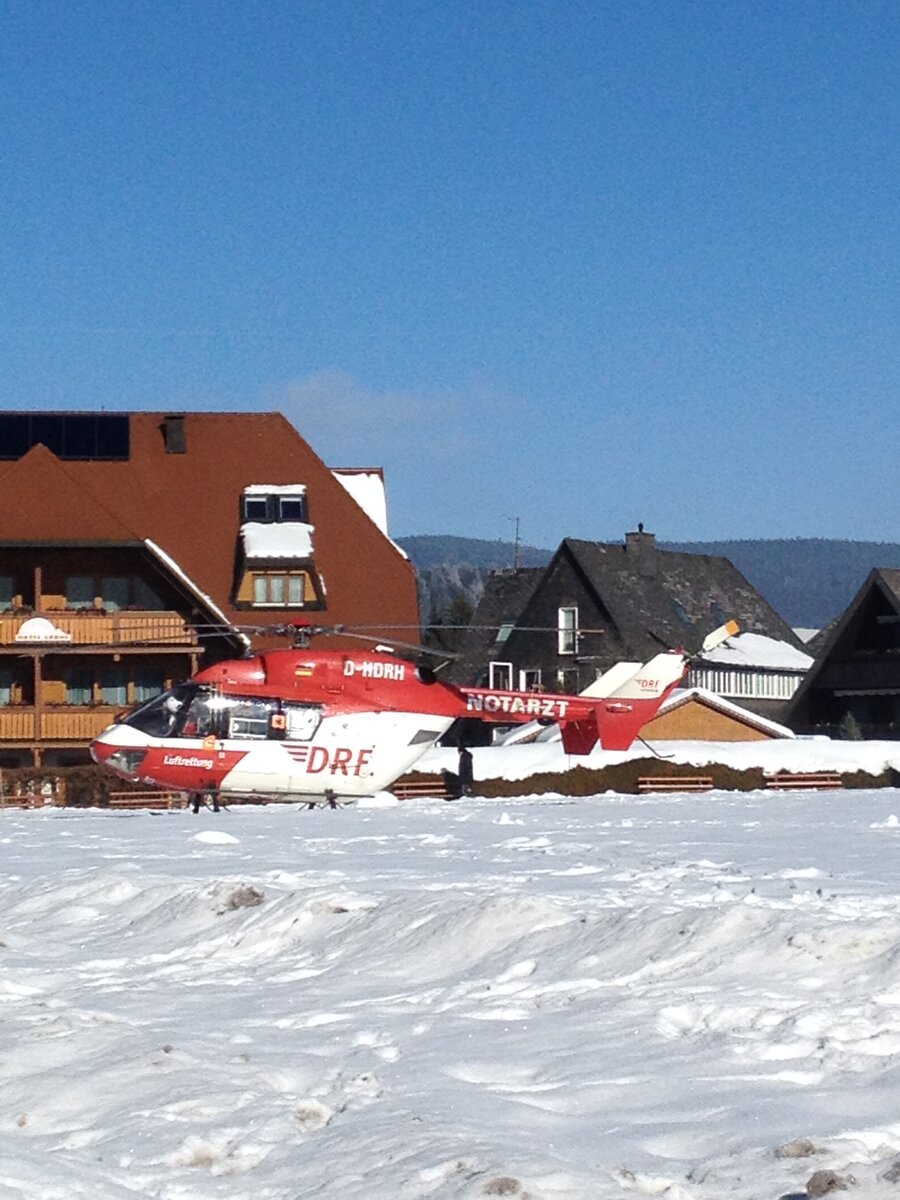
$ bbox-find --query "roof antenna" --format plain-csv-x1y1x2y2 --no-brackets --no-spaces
507,515,521,570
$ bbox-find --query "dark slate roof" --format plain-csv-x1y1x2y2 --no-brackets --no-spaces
561,537,803,658
783,566,900,720
878,567,900,607
448,567,543,683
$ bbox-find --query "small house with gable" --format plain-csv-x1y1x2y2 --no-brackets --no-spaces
451,528,808,721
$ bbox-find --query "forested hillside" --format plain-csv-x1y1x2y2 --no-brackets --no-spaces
398,536,551,627
398,536,900,629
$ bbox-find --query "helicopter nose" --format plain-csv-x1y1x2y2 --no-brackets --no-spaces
90,733,114,765
90,721,147,766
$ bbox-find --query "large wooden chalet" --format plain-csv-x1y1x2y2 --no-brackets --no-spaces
451,529,807,719
0,411,418,767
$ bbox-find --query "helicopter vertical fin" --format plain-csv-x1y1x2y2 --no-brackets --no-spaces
593,650,689,751
579,661,642,698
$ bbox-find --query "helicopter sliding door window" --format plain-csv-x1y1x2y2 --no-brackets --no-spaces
558,607,579,655
227,697,275,739
283,703,323,740
489,662,512,690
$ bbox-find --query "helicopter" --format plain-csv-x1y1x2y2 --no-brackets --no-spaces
90,619,739,808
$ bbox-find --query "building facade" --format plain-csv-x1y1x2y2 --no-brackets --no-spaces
452,529,807,719
0,411,419,766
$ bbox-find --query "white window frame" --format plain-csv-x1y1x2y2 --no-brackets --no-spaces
558,606,579,655
489,661,513,690
251,572,306,607
278,495,307,522
519,668,542,691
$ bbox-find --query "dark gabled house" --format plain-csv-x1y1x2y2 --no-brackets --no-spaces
449,567,544,689
784,567,900,738
451,528,806,718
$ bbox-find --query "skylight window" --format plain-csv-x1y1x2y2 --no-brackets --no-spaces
241,486,309,524
278,496,305,521
671,600,694,627
243,496,269,521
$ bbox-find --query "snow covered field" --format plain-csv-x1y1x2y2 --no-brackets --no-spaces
5,788,900,1199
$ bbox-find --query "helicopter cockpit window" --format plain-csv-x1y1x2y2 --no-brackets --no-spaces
123,688,322,742
179,690,221,738
283,703,323,741
122,684,196,738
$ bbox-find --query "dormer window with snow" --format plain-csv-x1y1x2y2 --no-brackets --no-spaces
235,485,325,611
240,486,309,525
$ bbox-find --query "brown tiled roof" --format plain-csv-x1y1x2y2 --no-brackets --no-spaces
0,412,418,633
0,444,143,543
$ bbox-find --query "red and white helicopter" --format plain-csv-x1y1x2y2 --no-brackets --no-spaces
90,620,738,808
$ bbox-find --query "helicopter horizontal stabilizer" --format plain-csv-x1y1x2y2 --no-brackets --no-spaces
560,715,599,755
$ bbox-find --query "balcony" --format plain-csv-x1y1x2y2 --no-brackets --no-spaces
0,611,195,648
817,659,900,693
0,707,120,742
0,708,35,739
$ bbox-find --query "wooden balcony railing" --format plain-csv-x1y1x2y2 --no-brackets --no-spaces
0,709,36,739
0,708,120,741
41,709,120,740
0,611,195,647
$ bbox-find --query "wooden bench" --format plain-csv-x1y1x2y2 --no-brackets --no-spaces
765,771,843,791
391,779,457,801
108,790,186,810
637,775,714,794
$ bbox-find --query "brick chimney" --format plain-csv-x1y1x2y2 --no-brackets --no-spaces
161,414,186,454
625,525,657,576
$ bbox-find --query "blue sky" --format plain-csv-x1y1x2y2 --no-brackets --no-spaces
2,1,899,548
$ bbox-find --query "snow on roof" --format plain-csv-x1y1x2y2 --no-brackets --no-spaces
243,484,307,496
698,631,813,671
332,470,388,536
793,627,820,644
143,539,250,647
241,521,314,559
